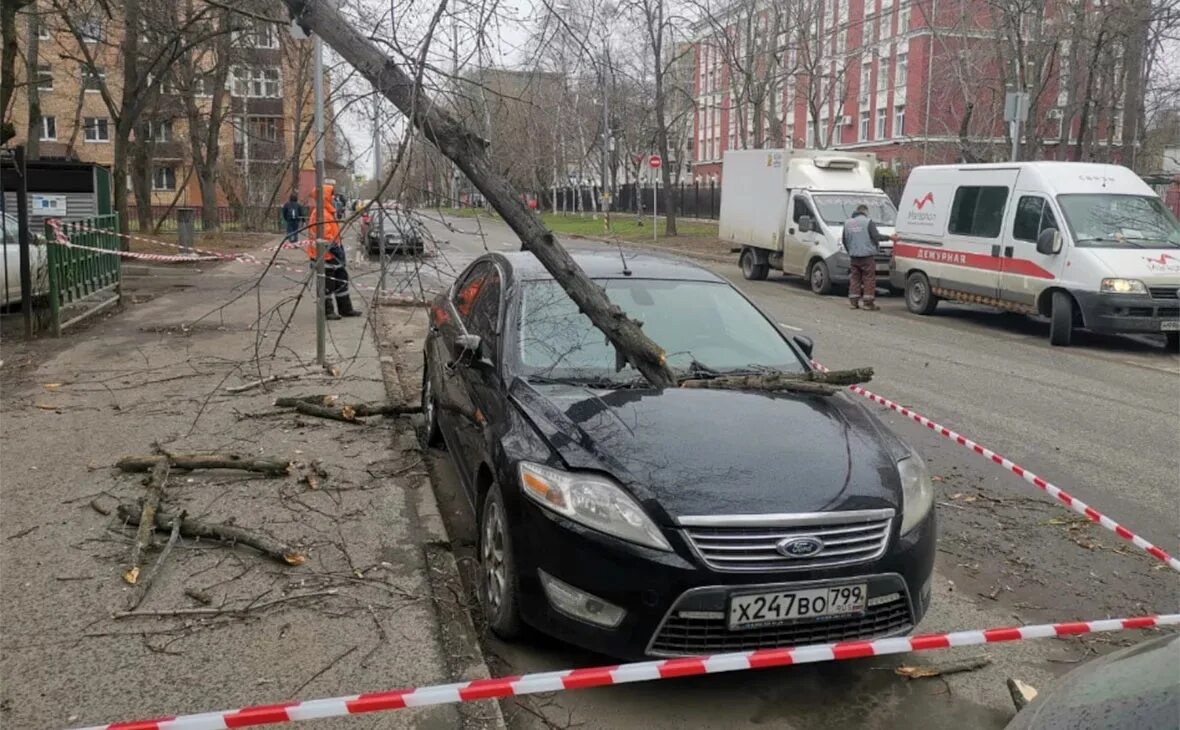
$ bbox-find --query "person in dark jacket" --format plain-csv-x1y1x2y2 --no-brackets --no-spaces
281,193,302,243
842,204,890,310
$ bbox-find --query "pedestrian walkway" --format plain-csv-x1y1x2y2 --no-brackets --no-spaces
0,244,485,729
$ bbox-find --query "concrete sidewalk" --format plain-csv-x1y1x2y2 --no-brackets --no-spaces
0,247,496,728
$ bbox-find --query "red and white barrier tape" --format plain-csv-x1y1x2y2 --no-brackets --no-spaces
45,219,245,264
812,361,1180,573
75,613,1178,729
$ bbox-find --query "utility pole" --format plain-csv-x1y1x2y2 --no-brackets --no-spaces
313,33,327,366
600,42,610,229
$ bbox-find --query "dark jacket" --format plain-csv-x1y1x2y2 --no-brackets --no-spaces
842,213,888,258
282,200,301,223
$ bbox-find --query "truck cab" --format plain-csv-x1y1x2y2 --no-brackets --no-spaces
720,149,897,295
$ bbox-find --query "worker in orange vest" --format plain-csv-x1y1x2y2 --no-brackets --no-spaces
305,180,361,320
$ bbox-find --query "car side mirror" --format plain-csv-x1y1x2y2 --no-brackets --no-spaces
1036,227,1062,255
452,333,482,364
793,334,814,358
798,215,814,233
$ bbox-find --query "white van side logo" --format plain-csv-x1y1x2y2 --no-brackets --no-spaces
1144,253,1180,273
906,192,939,227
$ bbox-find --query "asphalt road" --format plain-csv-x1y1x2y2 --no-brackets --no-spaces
355,212,1179,729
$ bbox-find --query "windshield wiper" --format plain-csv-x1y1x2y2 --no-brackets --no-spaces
1079,236,1143,248
1121,237,1180,248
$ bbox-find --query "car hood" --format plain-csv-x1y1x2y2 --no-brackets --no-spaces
509,379,906,523
1079,247,1180,283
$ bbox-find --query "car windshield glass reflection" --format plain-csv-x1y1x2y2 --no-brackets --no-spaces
812,194,898,226
1057,194,1180,248
518,278,806,384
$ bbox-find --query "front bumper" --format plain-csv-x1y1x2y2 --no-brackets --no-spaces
1072,290,1180,334
512,501,936,660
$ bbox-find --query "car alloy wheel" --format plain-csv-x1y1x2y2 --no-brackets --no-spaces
479,484,523,637
419,358,441,448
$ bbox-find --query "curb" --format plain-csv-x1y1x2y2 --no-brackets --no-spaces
372,312,507,730
566,233,735,265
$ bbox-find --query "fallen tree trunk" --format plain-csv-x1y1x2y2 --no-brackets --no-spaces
116,503,306,566
124,459,170,585
277,397,421,421
274,394,338,408
680,368,873,396
282,0,676,388
116,453,292,477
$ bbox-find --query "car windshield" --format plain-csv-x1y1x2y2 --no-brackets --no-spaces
812,194,897,226
1057,194,1180,248
517,278,806,384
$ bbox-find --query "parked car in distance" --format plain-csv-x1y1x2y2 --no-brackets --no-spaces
892,162,1180,349
720,149,897,294
1,213,48,307
360,208,425,257
421,250,936,659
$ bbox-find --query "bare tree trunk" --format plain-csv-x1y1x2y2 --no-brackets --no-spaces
24,5,40,158
1118,0,1148,168
0,0,30,144
131,126,154,233
283,0,675,387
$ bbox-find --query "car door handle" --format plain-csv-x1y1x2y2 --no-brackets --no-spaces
991,245,1001,257
1004,246,1014,258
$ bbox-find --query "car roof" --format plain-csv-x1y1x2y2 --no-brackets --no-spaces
490,249,725,283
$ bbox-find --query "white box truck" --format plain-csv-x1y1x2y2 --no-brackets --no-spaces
890,162,1180,348
720,149,897,294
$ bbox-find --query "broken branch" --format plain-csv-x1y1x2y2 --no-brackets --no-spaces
680,368,874,395
274,394,338,408
127,511,185,610
124,459,170,585
294,402,361,423
112,589,338,619
224,374,300,393
116,453,292,477
895,655,992,680
116,503,306,566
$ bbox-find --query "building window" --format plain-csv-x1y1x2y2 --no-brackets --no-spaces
882,6,893,38
896,52,907,87
238,19,278,49
899,5,911,33
82,66,105,91
152,166,177,191
876,108,887,138
949,186,1010,238
877,59,888,92
40,116,57,141
252,116,280,141
37,22,51,40
79,16,103,43
894,105,905,136
860,61,871,101
37,63,53,91
232,67,281,98
83,117,110,142
859,111,870,141
146,119,173,142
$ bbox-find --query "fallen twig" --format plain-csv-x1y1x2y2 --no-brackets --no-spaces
895,655,992,679
294,401,361,423
184,587,213,605
116,502,306,566
1007,678,1039,710
128,511,185,610
112,589,338,619
225,374,301,394
290,645,357,695
125,459,170,585
90,499,112,516
274,394,338,408
116,453,292,477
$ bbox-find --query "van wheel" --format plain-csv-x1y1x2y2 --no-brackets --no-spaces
905,272,939,315
1049,291,1075,347
808,260,833,295
740,249,769,281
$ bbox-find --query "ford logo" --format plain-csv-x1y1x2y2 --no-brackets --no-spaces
776,536,824,558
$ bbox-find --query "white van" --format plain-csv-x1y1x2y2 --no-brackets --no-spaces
891,162,1180,348
720,149,897,294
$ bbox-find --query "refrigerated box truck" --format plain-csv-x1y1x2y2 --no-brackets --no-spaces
720,149,897,294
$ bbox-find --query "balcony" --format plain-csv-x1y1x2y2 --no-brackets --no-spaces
234,139,286,161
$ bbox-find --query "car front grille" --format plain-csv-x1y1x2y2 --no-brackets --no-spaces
681,509,894,572
1149,287,1179,300
648,594,913,656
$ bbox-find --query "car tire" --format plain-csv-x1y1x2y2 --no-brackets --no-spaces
905,272,939,315
479,482,524,639
1167,332,1179,351
808,259,833,295
740,249,769,281
419,357,442,449
1049,291,1075,347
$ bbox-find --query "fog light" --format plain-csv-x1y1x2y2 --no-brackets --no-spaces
538,570,626,628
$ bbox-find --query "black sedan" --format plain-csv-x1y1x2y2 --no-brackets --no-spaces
362,209,424,257
421,250,936,659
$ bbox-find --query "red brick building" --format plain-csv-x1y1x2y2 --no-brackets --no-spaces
690,0,1137,182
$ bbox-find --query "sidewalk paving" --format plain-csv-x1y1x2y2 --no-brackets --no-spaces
0,244,495,729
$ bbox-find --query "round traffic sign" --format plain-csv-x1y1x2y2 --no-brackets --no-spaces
649,155,662,169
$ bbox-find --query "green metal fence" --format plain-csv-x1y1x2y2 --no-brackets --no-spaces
46,214,122,335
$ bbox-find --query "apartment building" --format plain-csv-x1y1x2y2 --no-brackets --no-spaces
6,8,340,209
690,0,1144,181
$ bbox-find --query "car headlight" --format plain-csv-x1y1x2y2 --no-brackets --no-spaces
897,452,934,534
518,462,671,551
1100,278,1148,294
